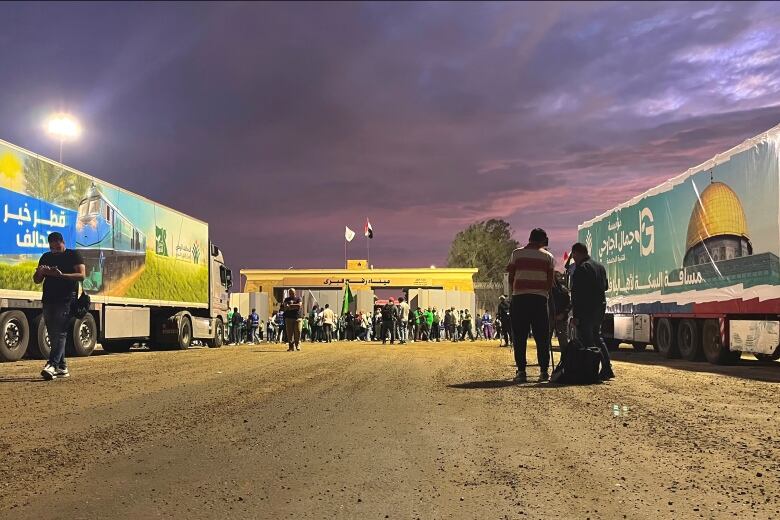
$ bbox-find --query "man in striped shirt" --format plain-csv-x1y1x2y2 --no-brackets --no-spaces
506,228,555,383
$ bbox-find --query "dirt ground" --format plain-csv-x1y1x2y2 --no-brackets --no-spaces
1,339,778,520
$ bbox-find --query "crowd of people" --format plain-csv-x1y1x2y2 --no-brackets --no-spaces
225,298,496,347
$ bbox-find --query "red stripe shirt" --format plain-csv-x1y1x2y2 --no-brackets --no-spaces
506,247,555,298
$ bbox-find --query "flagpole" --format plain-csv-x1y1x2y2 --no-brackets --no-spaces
344,238,347,269
367,233,370,268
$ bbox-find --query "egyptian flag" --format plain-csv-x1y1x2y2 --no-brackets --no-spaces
364,218,373,239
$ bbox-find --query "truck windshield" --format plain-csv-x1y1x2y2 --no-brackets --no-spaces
78,201,88,217
88,198,100,215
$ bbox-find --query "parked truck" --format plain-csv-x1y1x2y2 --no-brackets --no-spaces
577,124,780,365
0,138,232,362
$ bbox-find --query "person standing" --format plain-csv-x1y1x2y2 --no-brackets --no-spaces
231,307,243,344
397,297,410,344
322,304,335,343
33,232,85,380
380,298,398,345
497,295,511,347
226,307,234,344
507,228,555,383
550,271,571,354
431,307,441,342
482,310,494,339
309,304,320,343
283,288,303,351
570,242,615,380
249,308,260,344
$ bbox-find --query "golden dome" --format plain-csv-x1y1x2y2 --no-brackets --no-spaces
686,182,749,252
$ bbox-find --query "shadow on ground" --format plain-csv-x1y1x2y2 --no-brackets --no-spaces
609,347,780,383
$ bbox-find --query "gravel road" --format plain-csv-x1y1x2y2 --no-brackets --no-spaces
1,340,778,519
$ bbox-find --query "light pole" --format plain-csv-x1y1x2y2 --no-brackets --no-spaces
45,113,81,165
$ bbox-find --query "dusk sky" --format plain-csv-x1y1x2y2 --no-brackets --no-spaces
2,1,780,272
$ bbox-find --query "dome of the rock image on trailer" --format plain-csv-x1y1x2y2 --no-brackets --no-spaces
684,181,752,267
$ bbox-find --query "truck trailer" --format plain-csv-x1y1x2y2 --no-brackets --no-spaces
577,124,780,365
0,138,232,362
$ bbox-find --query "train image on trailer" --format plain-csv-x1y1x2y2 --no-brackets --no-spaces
75,184,147,293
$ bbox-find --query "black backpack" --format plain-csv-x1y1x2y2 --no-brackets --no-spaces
381,305,393,321
550,338,602,385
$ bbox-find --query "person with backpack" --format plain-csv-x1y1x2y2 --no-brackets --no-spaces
380,298,398,344
570,242,614,380
249,308,260,344
550,271,571,353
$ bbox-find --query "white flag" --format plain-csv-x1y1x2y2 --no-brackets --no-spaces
345,226,356,242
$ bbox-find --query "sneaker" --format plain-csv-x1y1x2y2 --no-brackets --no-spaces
287,346,294,352
600,368,615,380
513,371,527,383
539,371,549,382
295,345,301,351
55,366,70,379
41,363,57,380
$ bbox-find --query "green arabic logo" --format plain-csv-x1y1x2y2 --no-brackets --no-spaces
155,226,168,256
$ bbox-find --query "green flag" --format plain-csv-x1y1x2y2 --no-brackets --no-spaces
342,281,354,315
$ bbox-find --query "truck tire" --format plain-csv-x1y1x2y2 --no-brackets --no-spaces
702,319,739,365
27,314,51,360
207,319,224,348
632,342,647,352
0,310,30,361
66,314,97,357
605,339,621,351
102,340,134,353
177,317,192,350
677,319,702,361
656,318,678,358
755,352,780,362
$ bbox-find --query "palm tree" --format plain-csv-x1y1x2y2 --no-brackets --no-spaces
24,156,92,209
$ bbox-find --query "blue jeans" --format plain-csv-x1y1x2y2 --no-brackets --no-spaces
398,321,407,342
43,297,74,368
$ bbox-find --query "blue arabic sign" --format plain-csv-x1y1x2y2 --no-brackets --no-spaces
0,186,77,254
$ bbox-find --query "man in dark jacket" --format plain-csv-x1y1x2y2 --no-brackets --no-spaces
497,295,511,347
570,242,615,379
380,298,398,345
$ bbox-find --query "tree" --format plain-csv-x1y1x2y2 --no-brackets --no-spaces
23,156,92,210
446,219,519,283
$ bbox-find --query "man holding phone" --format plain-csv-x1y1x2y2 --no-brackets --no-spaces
33,232,85,380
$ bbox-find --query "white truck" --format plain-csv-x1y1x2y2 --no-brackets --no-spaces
0,138,232,361
577,125,780,364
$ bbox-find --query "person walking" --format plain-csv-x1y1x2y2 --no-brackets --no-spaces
497,295,511,347
380,298,398,345
397,297,410,344
507,228,555,383
34,232,85,380
249,308,260,344
460,309,476,341
283,288,303,351
570,242,615,380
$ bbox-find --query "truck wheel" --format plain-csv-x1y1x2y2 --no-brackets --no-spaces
27,314,51,360
701,319,738,365
177,317,192,350
0,310,30,361
66,314,97,357
632,342,647,352
605,339,621,351
102,340,134,353
755,352,780,362
656,319,678,358
677,319,702,361
207,319,224,348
